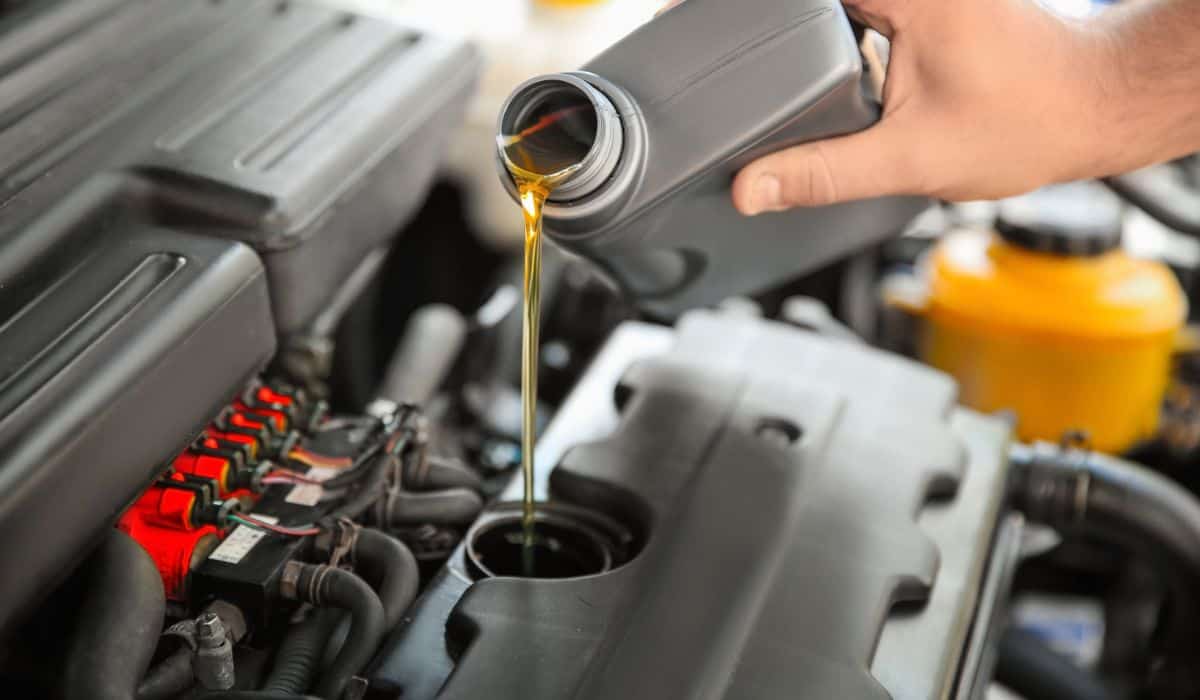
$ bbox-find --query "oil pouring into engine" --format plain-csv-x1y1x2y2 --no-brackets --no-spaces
498,91,592,569
494,1,929,571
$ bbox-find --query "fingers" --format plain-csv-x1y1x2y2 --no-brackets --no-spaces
731,122,918,214
843,0,923,38
656,0,683,17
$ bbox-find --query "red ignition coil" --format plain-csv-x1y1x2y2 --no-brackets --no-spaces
173,451,233,498
256,384,299,410
206,425,261,462
118,475,224,601
118,377,311,601
228,410,278,443
234,401,289,434
192,435,251,472
235,385,294,433
119,515,219,601
245,381,323,433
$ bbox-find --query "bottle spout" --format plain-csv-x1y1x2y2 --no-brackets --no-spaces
497,73,623,202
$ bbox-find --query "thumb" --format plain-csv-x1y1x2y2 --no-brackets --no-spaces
656,0,683,16
731,122,917,214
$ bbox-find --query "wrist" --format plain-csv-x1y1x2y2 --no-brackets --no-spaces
1045,19,1125,183
1070,2,1200,177
1073,22,1134,178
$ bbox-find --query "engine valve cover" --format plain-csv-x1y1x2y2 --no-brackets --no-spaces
370,311,1014,699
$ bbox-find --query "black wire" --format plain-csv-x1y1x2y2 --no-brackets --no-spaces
320,409,417,490
318,442,387,490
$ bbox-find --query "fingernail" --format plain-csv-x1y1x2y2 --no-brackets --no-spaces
748,174,782,215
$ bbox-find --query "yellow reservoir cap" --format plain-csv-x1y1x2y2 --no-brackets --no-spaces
917,228,1186,452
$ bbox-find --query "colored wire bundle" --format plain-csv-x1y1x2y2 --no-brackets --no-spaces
287,448,352,469
228,514,321,537
263,469,326,486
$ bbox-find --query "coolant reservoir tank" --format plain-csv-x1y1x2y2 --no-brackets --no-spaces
907,184,1185,453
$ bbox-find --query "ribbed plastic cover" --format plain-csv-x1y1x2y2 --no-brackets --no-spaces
0,0,479,333
371,312,1012,699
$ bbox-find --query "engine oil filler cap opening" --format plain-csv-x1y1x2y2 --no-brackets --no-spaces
466,502,635,580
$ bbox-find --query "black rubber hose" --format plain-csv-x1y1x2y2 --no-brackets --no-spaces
1010,443,1200,695
260,607,341,695
405,455,483,493
136,646,193,700
353,528,420,630
284,564,386,700
995,627,1114,700
61,530,166,700
385,486,483,527
325,452,393,521
1106,168,1200,237
377,303,469,406
1010,443,1200,583
197,692,321,700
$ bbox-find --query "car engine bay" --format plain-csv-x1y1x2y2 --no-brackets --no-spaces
2,1,1200,699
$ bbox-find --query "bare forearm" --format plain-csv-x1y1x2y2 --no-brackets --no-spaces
1092,0,1200,174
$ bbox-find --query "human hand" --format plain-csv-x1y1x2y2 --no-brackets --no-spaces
726,0,1112,214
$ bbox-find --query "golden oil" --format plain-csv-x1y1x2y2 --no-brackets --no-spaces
499,102,590,567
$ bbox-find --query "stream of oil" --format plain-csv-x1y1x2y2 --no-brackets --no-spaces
500,97,594,574
518,178,547,561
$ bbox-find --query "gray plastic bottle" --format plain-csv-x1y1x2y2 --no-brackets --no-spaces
496,0,928,317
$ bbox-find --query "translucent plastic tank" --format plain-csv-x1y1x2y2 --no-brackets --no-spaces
896,184,1186,453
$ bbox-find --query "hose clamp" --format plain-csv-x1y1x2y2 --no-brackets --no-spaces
280,560,303,601
307,565,333,606
1059,434,1093,525
326,517,361,570
1072,467,1091,525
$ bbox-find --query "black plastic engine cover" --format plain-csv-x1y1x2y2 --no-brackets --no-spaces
369,312,1013,699
0,0,479,335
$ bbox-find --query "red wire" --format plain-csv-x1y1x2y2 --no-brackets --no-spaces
265,470,324,485
288,448,352,469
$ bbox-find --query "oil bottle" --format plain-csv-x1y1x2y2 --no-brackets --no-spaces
494,0,928,317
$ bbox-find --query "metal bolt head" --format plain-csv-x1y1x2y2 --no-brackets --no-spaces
195,612,225,647
194,611,236,690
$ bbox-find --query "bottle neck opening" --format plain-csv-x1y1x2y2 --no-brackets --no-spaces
498,74,622,202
